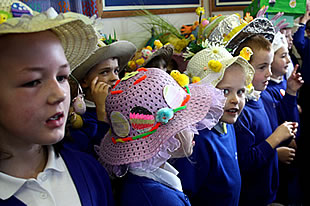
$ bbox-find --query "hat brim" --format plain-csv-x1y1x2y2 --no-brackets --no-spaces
0,11,98,71
72,41,137,81
199,56,254,87
225,18,275,53
97,80,215,166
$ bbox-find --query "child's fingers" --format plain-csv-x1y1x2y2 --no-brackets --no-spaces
292,64,299,75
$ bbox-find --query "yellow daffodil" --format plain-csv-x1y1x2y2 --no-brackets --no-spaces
195,7,205,16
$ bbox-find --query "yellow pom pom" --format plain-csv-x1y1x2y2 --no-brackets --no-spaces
208,60,222,73
192,76,201,83
128,61,136,70
70,113,83,129
136,58,145,66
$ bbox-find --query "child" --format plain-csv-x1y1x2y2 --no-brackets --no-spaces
172,42,255,206
233,34,298,206
67,40,136,156
95,67,226,206
0,7,114,206
261,31,303,205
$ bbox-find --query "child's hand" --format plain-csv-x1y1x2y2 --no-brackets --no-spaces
286,64,304,96
91,76,110,122
277,146,296,164
266,122,298,149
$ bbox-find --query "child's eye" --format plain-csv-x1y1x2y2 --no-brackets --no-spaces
114,69,120,75
237,89,245,96
22,80,41,87
223,89,229,95
57,75,69,83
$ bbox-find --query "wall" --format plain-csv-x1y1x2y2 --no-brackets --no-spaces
100,2,242,49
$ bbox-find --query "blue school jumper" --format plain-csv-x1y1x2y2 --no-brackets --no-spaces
66,107,110,156
261,78,299,132
172,124,241,206
0,146,115,206
234,98,278,206
118,173,191,206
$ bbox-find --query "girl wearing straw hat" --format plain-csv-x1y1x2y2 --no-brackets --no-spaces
95,67,225,206
172,41,255,206
0,7,114,206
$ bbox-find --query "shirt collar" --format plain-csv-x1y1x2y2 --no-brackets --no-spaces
85,99,96,108
214,122,227,134
270,76,283,84
0,146,65,200
129,162,183,192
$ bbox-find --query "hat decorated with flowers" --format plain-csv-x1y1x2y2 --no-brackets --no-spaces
95,67,225,175
185,40,255,87
203,14,275,54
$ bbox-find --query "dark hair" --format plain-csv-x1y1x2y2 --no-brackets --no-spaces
306,19,310,31
233,35,272,62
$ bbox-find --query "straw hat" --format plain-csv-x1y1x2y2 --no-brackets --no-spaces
72,40,137,81
95,68,225,174
186,41,255,87
0,7,98,70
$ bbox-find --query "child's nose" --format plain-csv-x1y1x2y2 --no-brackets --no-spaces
47,80,67,104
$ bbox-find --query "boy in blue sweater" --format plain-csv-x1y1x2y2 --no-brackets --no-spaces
0,7,114,206
67,40,136,156
172,42,255,206
234,35,298,206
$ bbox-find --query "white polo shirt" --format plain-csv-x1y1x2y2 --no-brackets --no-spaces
0,146,81,206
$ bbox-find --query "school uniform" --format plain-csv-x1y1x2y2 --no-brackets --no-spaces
66,100,110,156
0,146,114,206
261,77,299,132
234,98,278,206
172,124,241,206
118,163,191,206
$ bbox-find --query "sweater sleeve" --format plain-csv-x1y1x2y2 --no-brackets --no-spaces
293,25,308,58
234,112,275,173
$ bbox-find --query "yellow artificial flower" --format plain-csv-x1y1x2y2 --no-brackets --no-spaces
195,7,205,16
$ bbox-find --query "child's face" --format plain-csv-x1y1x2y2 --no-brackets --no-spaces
216,64,246,124
82,58,119,88
282,29,293,49
271,46,290,78
250,49,274,91
0,31,70,147
170,130,195,158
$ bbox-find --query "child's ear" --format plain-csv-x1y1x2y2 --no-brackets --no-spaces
81,78,89,89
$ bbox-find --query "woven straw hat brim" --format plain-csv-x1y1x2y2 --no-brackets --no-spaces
0,11,98,71
143,44,174,68
72,41,137,81
225,18,275,53
98,83,214,166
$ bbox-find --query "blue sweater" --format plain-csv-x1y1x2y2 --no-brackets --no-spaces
66,107,110,156
172,124,241,206
234,98,278,206
0,146,115,206
118,173,191,206
261,78,299,131
293,24,310,85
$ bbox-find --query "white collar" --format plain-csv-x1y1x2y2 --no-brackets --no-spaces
0,146,65,200
270,76,284,84
214,122,227,134
129,162,183,192
246,90,261,101
85,99,96,108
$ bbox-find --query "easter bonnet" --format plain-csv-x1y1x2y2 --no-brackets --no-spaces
95,67,225,176
203,13,275,54
185,40,255,88
272,31,288,53
0,5,98,70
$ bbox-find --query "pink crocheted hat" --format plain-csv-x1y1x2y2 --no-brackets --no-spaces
96,68,224,173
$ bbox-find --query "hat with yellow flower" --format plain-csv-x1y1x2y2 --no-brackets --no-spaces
185,40,254,87
203,14,275,54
